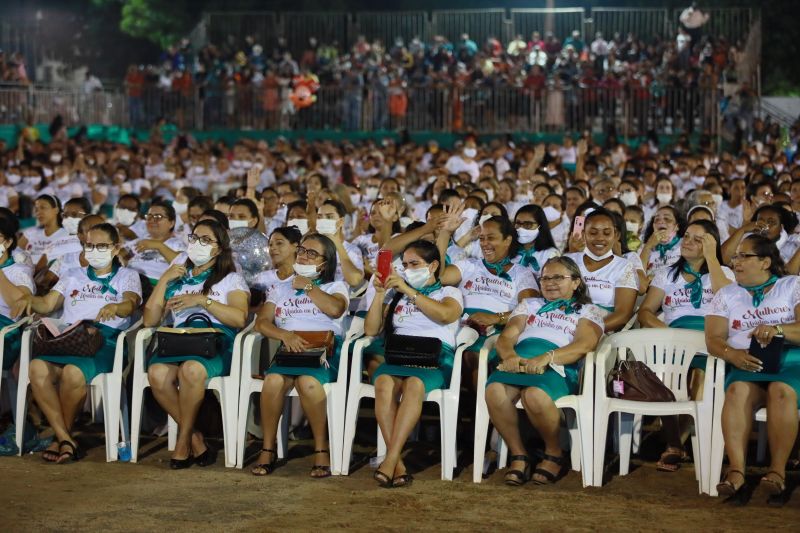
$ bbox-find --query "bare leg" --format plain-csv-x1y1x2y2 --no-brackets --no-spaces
295,375,331,477
28,360,72,442
486,382,525,473
147,363,181,421
374,374,403,477
58,365,88,437
721,381,765,484
173,361,208,460
380,377,425,478
255,373,294,467
764,382,799,483
520,387,563,483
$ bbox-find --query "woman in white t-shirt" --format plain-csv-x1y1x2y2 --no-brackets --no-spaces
145,220,249,469
512,205,560,274
252,233,349,478
351,199,401,276
22,223,142,463
0,217,35,373
252,226,301,300
639,220,734,472
123,200,186,285
312,199,365,287
565,208,639,332
487,257,602,486
640,205,686,277
724,204,800,267
38,197,87,272
19,195,70,269
706,235,800,500
365,240,464,488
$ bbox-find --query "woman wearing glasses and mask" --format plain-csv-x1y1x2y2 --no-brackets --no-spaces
486,257,602,486
145,219,249,469
706,235,800,503
123,200,186,285
512,205,559,274
20,223,141,463
252,233,348,478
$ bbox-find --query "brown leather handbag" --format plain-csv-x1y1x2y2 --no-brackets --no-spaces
274,330,335,367
607,360,676,402
31,320,104,358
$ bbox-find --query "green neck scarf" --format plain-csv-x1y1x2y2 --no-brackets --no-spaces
682,262,704,309
537,297,577,315
166,267,213,300
483,256,512,281
87,263,119,296
295,278,322,296
740,275,778,307
517,248,540,271
0,255,14,269
655,235,680,260
416,280,442,296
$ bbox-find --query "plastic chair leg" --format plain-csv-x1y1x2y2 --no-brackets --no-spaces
593,408,611,486
440,398,459,480
14,362,29,455
472,396,491,483
756,421,767,463
340,390,363,476
631,414,642,455
618,412,634,476
236,390,253,469
167,416,177,451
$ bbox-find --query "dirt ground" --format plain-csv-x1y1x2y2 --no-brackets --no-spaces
2,422,800,533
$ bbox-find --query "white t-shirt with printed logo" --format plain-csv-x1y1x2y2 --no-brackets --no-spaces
352,234,384,271
169,271,250,325
49,251,83,278
52,266,142,330
42,233,82,263
454,258,539,313
268,280,349,337
252,269,294,300
708,276,800,350
22,227,72,264
125,235,187,281
646,239,683,276
651,265,736,325
388,285,463,348
337,241,365,281
565,252,639,309
0,262,35,318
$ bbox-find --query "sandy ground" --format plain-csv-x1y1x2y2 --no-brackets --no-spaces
2,420,800,532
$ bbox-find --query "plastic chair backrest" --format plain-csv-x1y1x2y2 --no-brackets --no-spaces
448,326,478,394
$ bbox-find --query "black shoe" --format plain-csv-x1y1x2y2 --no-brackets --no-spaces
170,456,194,469
194,446,216,467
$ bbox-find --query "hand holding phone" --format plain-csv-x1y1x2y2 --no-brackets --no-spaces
377,249,392,283
572,215,585,238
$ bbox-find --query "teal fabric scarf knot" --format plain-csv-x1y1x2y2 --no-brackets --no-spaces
517,248,540,271
682,263,704,309
655,235,680,260
537,297,577,315
483,256,512,281
87,263,119,296
741,275,778,307
166,267,212,300
295,278,322,296
416,280,442,296
0,256,14,269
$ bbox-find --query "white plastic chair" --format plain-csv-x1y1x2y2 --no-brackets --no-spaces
234,318,361,474
341,326,478,481
472,334,596,486
130,321,253,468
0,317,30,422
15,318,142,462
593,329,713,493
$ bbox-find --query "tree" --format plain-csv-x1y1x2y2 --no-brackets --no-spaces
93,0,206,48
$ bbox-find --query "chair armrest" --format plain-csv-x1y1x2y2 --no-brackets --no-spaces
228,320,256,381
240,330,264,382
133,328,155,376
448,327,477,394
578,349,595,398
349,335,376,386
0,316,31,360
475,334,499,392
115,318,144,377
703,354,726,406
593,341,616,402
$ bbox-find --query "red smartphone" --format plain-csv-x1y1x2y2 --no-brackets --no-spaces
572,215,586,237
377,249,392,283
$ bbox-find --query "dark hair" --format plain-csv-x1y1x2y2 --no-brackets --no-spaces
78,214,104,235
477,201,509,225
438,189,460,205
35,194,62,226
322,199,347,218
215,194,236,207
149,199,176,230
65,197,92,215
285,200,307,222
514,204,556,251
608,211,631,255
584,206,617,229
188,195,214,213
752,204,795,235
0,215,18,251
186,220,237,295
367,199,401,234
270,225,303,244
231,198,260,222
669,220,723,283
542,256,591,308
179,186,201,203
603,198,626,215
306,172,329,191
385,240,443,339
741,234,785,277
118,193,142,212
87,222,122,269
201,209,229,229
643,205,686,243
301,233,337,283
484,216,521,260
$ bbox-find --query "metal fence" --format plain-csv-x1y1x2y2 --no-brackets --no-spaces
672,7,753,44
430,9,509,46
510,8,586,41
0,86,127,127
591,7,670,41
351,11,430,48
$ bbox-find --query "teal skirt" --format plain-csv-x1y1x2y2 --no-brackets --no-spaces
148,319,238,380
669,315,708,371
463,307,504,352
725,346,800,408
35,323,123,384
371,341,456,393
486,338,579,402
266,335,343,386
0,314,22,371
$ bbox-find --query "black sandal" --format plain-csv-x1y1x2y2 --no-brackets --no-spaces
251,448,277,476
392,473,414,488
42,445,60,463
310,449,332,479
656,447,686,472
504,455,531,486
55,440,83,464
374,464,394,488
532,453,566,485
716,469,746,497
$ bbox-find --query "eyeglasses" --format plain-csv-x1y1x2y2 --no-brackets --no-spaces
145,214,167,222
540,275,575,283
731,253,762,262
84,243,114,252
296,246,322,260
515,221,539,230
64,211,88,218
187,234,218,247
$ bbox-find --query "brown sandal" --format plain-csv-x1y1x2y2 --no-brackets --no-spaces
716,469,745,497
656,447,686,472
758,471,786,496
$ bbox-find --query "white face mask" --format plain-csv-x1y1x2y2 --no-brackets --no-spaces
62,217,81,235
50,153,62,163
403,266,432,289
85,248,114,269
364,187,379,201
25,176,41,187
228,219,250,230
656,193,672,204
626,221,640,234
479,214,493,226
619,191,638,207
163,171,176,180
543,206,561,222
187,241,215,266
735,164,747,174
6,173,21,185
293,262,320,279
317,218,339,235
515,192,533,203
287,218,309,235
692,175,705,186
517,227,539,244
711,194,723,208
43,167,53,178
193,166,205,173
350,193,361,205
464,148,477,159
484,188,495,202
115,208,137,227
173,201,188,215
56,174,70,185
120,182,133,194
585,247,614,261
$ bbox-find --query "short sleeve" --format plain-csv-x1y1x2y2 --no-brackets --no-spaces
324,281,350,306
580,304,605,331
720,266,737,283
625,252,645,272
266,283,285,306
509,300,529,320
345,243,364,272
615,261,639,291
515,268,540,295
650,268,669,291
117,269,143,298
440,286,464,312
4,265,34,293
454,259,475,282
52,271,70,296
224,273,251,295
792,277,800,306
707,287,729,317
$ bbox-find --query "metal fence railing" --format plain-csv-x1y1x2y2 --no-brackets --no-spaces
351,11,430,48
0,86,128,127
282,12,350,57
430,9,509,46
510,8,586,41
591,7,670,40
672,7,753,44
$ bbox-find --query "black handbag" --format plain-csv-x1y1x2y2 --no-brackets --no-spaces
146,313,225,359
384,334,442,368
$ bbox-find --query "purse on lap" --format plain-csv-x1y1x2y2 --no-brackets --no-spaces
31,319,104,358
146,313,225,359
384,334,441,368
273,330,334,367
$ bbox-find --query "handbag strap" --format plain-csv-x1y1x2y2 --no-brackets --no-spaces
181,313,214,328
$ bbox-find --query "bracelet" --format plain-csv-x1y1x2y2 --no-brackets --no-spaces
410,292,418,306
722,345,730,360
547,350,555,365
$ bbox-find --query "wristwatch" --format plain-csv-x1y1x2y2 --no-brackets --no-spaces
205,298,213,309
304,283,315,294
775,324,784,336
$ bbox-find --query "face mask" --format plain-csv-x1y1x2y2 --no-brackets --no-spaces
54,174,68,185
775,163,785,172
228,219,250,230
543,206,561,222
517,227,539,244
626,221,640,234
735,165,747,174
317,218,339,235
193,166,205,173
515,192,533,203
403,266,432,289
332,158,343,166
115,208,137,226
293,262,320,279
85,248,114,269
619,191,638,207
120,182,133,194
585,247,614,261
242,161,253,169
464,148,477,159
25,176,42,187
692,176,705,186
288,218,309,235
553,186,564,195
484,188,495,202
711,193,723,208
6,173,21,185
173,201,188,215
62,217,81,235
163,171,176,180
50,153,62,163
43,167,54,178
679,171,691,180
187,241,215,266
350,193,361,205
364,187,379,201
479,214,493,226
657,193,672,204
